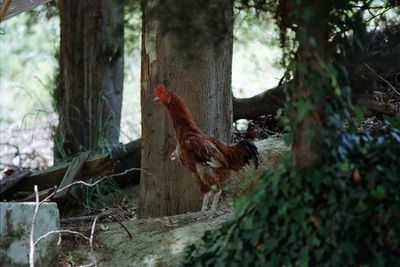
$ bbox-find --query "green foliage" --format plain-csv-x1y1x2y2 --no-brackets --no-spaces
82,177,123,210
331,3,400,96
182,115,400,266
182,2,400,264
53,116,120,164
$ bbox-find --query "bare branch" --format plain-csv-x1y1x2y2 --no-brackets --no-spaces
110,214,133,239
29,185,40,267
60,212,112,224
364,63,400,97
52,167,154,197
27,168,143,266
77,263,97,267
34,230,89,247
89,215,100,267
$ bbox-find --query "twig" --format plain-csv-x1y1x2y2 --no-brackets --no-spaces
110,214,133,239
32,167,149,203
89,215,100,267
34,230,89,246
77,263,97,267
364,63,400,97
60,212,112,224
53,167,153,195
263,128,280,136
29,185,40,267
29,185,62,267
27,168,144,266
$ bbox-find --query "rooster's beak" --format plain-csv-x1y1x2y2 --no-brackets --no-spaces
154,97,159,102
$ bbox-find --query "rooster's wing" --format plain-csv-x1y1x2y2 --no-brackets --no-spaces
184,135,229,169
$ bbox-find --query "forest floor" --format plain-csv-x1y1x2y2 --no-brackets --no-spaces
56,138,289,266
59,210,233,266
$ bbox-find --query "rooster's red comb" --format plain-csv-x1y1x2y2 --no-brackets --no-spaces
154,84,165,96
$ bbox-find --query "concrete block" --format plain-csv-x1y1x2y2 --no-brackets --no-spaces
0,202,60,267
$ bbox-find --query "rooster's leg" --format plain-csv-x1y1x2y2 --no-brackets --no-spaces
201,191,213,212
210,190,222,213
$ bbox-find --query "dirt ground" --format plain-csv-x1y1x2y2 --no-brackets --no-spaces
59,211,233,266
58,138,289,266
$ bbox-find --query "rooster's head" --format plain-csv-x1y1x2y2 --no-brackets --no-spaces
154,84,172,104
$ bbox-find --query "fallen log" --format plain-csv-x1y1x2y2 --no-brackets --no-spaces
0,170,32,194
232,82,399,120
3,139,141,200
233,84,286,121
9,153,113,194
357,98,399,116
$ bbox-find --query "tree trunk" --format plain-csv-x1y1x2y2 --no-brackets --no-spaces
139,0,234,217
55,0,124,161
288,1,332,171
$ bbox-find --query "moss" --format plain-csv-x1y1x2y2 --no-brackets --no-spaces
0,207,26,251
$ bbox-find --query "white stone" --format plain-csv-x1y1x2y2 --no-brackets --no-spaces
0,202,60,267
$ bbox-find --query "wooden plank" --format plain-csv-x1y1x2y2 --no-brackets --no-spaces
17,187,55,202
0,169,32,194
1,0,53,22
54,151,89,199
10,153,114,193
6,138,141,198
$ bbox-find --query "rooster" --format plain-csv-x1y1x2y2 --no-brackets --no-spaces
154,84,259,215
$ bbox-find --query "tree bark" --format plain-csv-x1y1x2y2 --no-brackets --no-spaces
139,0,234,217
283,0,332,171
55,0,124,160
277,0,335,171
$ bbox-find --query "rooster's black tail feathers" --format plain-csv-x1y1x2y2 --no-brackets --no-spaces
238,139,259,169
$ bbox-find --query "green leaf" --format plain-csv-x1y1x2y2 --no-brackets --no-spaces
300,254,310,267
356,200,366,212
295,99,314,122
371,185,385,199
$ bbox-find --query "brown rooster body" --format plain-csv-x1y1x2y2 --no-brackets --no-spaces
154,84,259,214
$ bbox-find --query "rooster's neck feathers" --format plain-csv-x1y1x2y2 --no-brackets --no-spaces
164,91,201,133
